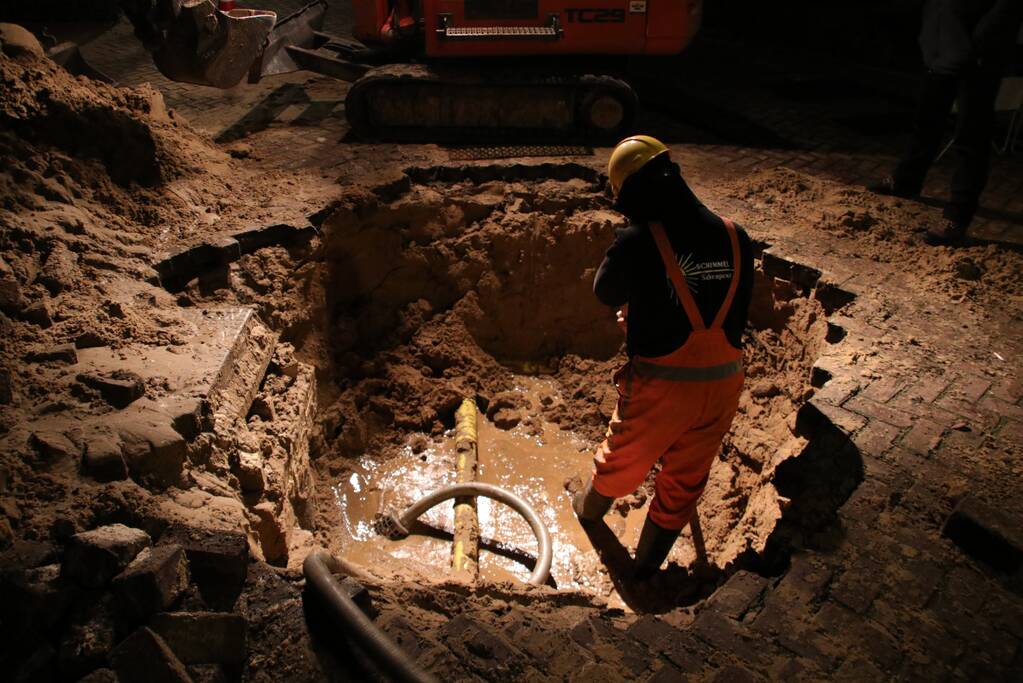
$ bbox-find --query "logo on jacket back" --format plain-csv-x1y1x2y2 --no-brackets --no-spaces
565,8,626,22
665,254,732,302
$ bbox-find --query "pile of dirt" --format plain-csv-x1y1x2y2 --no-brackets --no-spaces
0,44,220,186
732,166,1023,305
0,45,339,673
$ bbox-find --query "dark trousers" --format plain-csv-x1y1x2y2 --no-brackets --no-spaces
894,67,1001,225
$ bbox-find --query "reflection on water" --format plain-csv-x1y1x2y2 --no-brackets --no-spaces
331,376,647,593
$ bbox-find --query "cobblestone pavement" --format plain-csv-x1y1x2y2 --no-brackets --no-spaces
49,11,1023,681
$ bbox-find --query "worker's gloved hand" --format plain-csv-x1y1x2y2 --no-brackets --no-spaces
616,304,628,334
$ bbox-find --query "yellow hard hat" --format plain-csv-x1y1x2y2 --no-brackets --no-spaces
607,135,669,198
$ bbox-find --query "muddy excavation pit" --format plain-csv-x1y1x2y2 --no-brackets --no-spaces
300,164,863,609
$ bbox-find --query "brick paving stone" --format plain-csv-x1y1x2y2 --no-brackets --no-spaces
661,631,710,673
852,419,903,456
890,476,960,528
861,376,905,403
814,602,902,674
982,588,1023,641
897,654,957,683
516,626,594,680
643,662,685,683
626,615,677,651
811,374,860,404
769,656,828,683
881,553,945,609
801,400,867,436
900,417,947,455
832,657,885,682
861,453,914,494
700,571,769,621
999,419,1023,442
845,395,916,429
773,555,833,605
928,596,1018,667
752,602,834,668
440,614,527,678
990,377,1023,405
692,612,770,669
569,660,625,683
979,396,1023,422
869,598,962,669
950,647,1018,682
828,558,885,615
932,396,1002,434
948,375,993,404
840,477,894,525
896,374,949,404
887,521,951,562
934,428,990,461
710,664,764,683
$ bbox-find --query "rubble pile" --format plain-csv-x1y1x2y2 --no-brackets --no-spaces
0,45,334,679
0,523,250,681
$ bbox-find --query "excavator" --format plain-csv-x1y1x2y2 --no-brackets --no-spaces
119,0,703,140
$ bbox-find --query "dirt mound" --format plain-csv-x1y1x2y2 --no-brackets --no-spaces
732,166,1023,305
0,48,220,186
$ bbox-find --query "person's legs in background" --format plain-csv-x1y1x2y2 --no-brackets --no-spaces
883,71,960,196
926,66,1002,244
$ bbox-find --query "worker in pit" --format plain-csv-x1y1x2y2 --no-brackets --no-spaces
573,136,754,580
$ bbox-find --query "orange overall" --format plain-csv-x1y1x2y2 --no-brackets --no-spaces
591,219,745,530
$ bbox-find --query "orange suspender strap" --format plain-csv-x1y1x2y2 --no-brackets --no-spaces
711,217,741,330
649,222,706,331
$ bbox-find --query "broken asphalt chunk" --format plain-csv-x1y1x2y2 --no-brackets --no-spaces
26,342,78,364
159,525,247,610
82,432,128,482
112,545,190,620
114,411,187,489
62,524,152,588
29,429,80,463
149,611,247,664
77,372,145,408
110,626,193,683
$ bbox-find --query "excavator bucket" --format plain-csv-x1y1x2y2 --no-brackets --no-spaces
145,0,276,89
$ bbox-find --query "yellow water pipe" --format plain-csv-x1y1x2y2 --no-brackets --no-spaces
451,398,480,581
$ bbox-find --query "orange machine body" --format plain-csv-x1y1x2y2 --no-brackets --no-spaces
352,0,699,57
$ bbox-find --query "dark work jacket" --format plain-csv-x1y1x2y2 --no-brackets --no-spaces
920,0,1023,75
593,205,754,358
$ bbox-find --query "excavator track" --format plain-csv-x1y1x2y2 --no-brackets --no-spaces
344,64,637,143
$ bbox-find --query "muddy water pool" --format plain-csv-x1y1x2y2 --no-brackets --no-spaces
331,376,652,593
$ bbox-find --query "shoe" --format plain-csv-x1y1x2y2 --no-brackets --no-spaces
632,516,682,580
866,175,919,199
923,220,968,246
573,479,613,523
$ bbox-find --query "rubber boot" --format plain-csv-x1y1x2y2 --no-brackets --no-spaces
573,479,613,523
632,515,682,580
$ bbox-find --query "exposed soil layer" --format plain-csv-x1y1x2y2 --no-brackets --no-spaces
312,169,840,605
